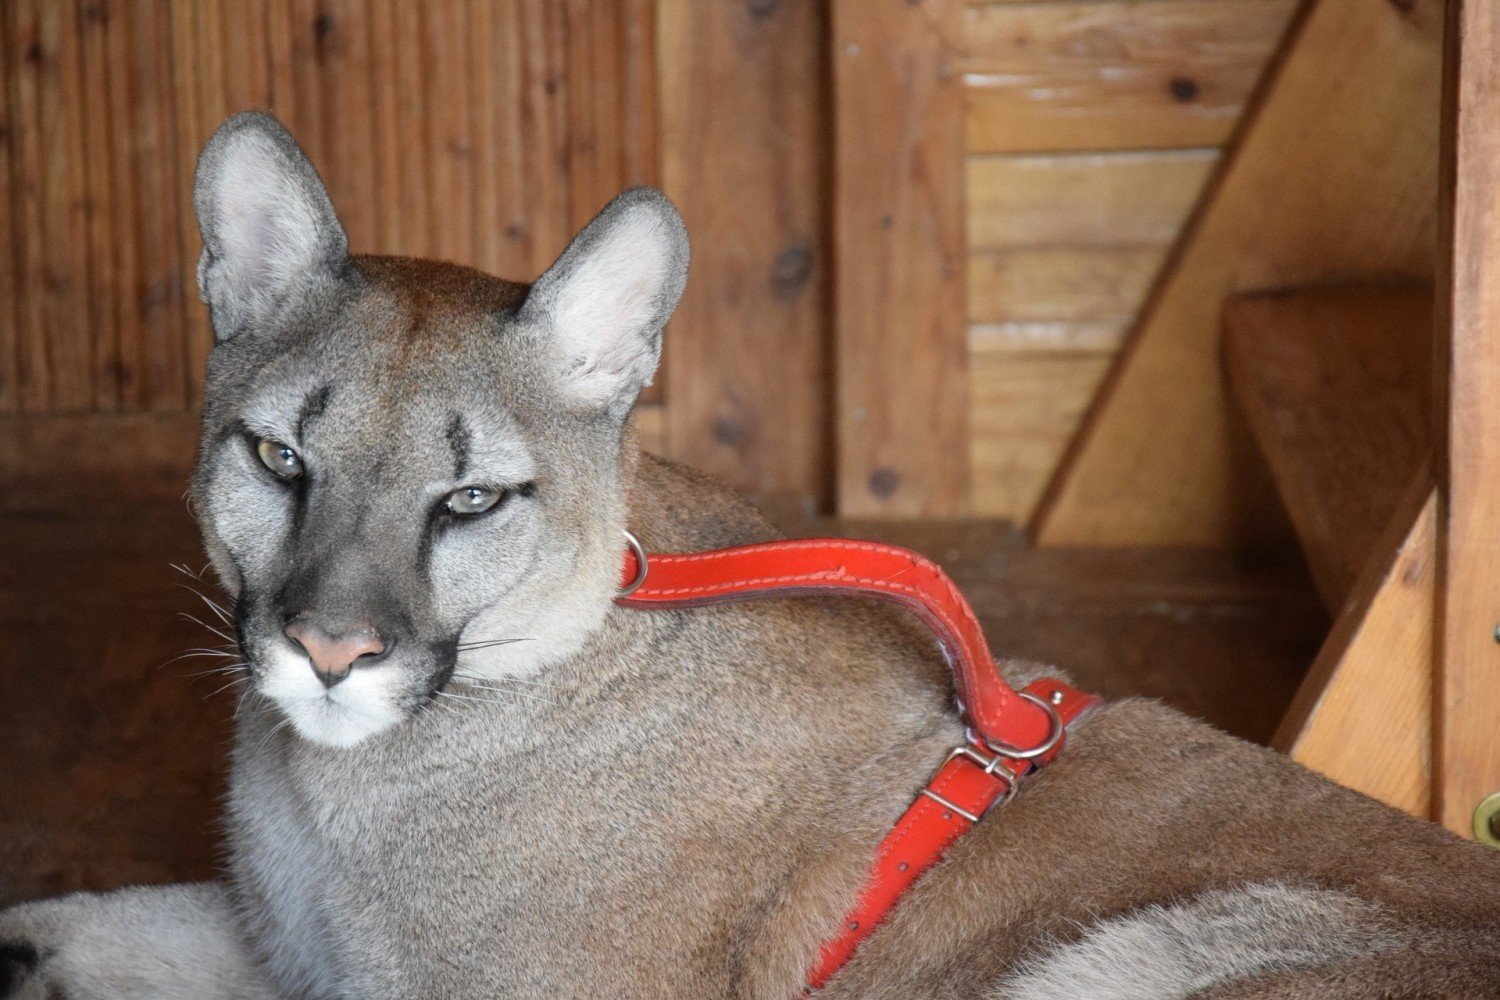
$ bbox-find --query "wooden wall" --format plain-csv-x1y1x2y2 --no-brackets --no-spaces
0,1,1295,523
962,0,1296,522
0,0,657,415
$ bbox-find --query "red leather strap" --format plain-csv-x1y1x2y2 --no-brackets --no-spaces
803,676,1098,991
613,537,1101,993
617,538,1055,751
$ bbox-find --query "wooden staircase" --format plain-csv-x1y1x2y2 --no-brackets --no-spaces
1032,0,1500,842
1224,285,1436,817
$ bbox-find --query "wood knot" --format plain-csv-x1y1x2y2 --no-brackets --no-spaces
713,417,749,447
868,468,901,501
771,243,814,300
1169,76,1199,103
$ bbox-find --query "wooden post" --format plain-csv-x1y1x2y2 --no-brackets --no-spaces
831,0,968,518
1434,0,1500,839
657,0,831,513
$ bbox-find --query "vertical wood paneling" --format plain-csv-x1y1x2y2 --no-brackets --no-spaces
128,0,190,411
1435,0,1500,837
833,0,969,517
101,0,140,409
169,0,209,406
0,6,19,411
425,1,474,265
315,0,379,253
1,1,659,418
36,1,93,410
10,0,52,411
521,1,572,268
658,0,831,509
368,0,403,252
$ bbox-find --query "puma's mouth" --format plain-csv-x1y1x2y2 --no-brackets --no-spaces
257,642,408,748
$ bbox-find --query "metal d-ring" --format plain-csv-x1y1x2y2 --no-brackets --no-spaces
619,530,649,597
976,691,1065,761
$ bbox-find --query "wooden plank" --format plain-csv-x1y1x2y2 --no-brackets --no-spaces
0,412,199,508
963,0,1295,154
967,150,1216,249
169,0,210,407
127,0,191,411
392,2,432,258
469,0,509,276
1035,0,1443,548
315,0,380,254
520,0,572,273
1223,285,1433,611
9,0,51,411
968,246,1166,327
102,0,143,409
0,3,25,411
33,1,92,410
833,0,967,517
80,0,120,412
285,0,326,180
620,0,657,189
221,0,273,113
1274,476,1435,819
970,347,1112,522
659,0,830,511
368,0,404,253
425,0,474,265
1434,0,1500,839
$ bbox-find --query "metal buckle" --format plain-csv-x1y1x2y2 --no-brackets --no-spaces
618,530,649,597
969,691,1065,761
923,692,1068,823
919,741,1029,823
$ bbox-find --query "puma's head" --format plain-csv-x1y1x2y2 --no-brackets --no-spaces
189,112,688,747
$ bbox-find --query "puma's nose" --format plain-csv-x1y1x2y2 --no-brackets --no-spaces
283,617,388,688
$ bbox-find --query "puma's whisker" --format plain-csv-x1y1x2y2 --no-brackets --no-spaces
178,612,237,645
204,675,252,701
454,637,535,650
162,647,240,667
174,582,236,626
449,672,559,689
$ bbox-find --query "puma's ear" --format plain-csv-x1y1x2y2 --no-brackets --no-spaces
521,188,689,416
193,112,349,341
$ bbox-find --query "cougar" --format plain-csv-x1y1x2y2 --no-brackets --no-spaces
2,112,1497,1000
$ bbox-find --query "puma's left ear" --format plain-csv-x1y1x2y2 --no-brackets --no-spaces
522,188,689,416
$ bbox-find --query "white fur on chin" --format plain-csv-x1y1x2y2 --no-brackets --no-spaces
258,642,406,748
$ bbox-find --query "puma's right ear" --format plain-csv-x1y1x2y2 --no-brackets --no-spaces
193,112,349,342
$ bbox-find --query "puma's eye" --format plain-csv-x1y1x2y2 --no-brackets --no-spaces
444,486,503,516
256,439,304,479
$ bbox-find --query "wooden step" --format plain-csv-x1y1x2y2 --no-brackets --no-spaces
1223,284,1433,610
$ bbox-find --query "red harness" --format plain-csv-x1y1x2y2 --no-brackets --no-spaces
615,534,1099,993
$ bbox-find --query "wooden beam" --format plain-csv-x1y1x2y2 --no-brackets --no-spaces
961,0,1295,155
1034,0,1444,547
658,0,830,511
1274,474,1435,818
833,0,968,517
1434,0,1500,839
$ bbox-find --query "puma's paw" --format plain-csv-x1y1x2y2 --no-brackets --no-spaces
0,885,279,1000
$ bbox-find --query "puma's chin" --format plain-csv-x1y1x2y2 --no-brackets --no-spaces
258,645,407,748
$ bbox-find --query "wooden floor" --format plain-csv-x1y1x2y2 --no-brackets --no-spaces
0,499,1327,909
